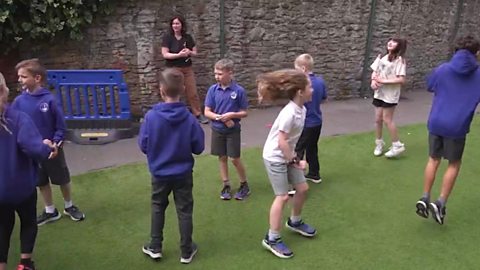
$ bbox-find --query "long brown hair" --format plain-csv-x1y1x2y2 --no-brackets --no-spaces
0,72,11,133
387,38,407,62
256,69,309,102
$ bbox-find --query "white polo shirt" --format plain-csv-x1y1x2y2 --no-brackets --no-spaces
263,101,306,163
371,55,406,104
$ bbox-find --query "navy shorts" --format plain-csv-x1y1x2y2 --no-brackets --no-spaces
429,133,466,162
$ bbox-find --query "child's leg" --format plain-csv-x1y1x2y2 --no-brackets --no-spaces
439,160,462,203
60,183,72,202
269,195,290,233
374,106,384,140
16,192,37,263
231,157,247,183
172,173,194,258
219,156,229,183
423,157,441,195
150,180,172,250
382,107,399,142
0,203,15,269
304,125,322,177
291,182,309,217
38,184,54,209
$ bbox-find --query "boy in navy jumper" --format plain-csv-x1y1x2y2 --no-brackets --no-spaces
11,59,85,225
204,59,250,200
294,54,327,183
139,68,205,264
0,72,56,270
415,36,480,225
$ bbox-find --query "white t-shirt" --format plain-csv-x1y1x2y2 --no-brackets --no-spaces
370,55,406,104
263,101,306,163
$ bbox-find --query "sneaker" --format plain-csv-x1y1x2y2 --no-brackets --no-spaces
287,189,296,197
64,205,86,221
180,243,198,264
197,114,209,124
285,218,316,237
16,262,35,270
261,235,293,259
142,244,162,260
305,174,322,184
415,197,429,218
384,142,405,158
37,209,62,226
374,139,385,156
429,200,446,225
234,183,251,200
220,185,232,200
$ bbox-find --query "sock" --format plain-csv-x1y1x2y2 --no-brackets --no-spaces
393,141,403,147
375,139,384,144
268,230,280,241
438,197,446,208
45,205,55,214
240,181,248,187
64,200,73,209
222,180,230,187
20,258,32,267
422,192,430,201
290,215,301,223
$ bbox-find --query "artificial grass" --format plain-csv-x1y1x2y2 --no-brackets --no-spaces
7,120,480,269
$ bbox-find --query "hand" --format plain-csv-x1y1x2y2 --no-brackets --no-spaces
178,50,189,58
182,48,192,56
43,139,58,159
293,160,307,170
224,120,235,128
371,80,381,90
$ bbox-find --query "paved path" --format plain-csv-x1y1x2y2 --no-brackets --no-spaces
64,90,433,176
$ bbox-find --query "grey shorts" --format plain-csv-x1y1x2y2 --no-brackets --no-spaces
263,159,306,195
211,128,241,158
38,148,71,186
429,133,466,162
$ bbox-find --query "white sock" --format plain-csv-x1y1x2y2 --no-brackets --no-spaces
375,139,384,144
268,230,280,241
290,215,302,223
393,141,403,147
45,205,55,214
64,200,73,209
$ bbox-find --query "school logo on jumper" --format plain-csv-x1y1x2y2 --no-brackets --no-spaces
39,103,49,113
230,91,237,100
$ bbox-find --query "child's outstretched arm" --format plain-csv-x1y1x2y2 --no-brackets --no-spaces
52,99,66,144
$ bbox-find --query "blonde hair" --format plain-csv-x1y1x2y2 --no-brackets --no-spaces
15,58,47,85
0,72,11,133
214,58,234,72
294,54,314,72
256,69,309,101
159,68,185,98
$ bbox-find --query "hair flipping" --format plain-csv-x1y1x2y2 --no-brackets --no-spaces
159,68,185,98
256,69,309,101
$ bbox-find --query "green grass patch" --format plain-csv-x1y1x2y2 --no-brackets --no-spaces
7,120,480,269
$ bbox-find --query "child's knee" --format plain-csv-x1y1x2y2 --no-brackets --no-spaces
230,157,242,166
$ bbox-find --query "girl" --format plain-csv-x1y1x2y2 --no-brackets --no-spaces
0,72,55,270
371,38,407,158
257,69,316,259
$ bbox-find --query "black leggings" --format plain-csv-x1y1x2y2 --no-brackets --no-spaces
0,192,38,263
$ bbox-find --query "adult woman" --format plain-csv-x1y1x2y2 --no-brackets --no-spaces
161,15,208,124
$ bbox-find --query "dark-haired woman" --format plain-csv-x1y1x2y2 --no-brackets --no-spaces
161,16,208,124
370,38,407,158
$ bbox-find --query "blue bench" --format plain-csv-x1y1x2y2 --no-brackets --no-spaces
47,70,135,144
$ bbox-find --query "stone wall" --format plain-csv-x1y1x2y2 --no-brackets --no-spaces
7,0,480,115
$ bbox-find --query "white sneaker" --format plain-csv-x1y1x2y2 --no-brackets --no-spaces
373,140,385,156
384,142,405,158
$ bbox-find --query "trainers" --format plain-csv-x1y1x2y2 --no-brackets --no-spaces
261,235,293,259
142,244,162,260
384,142,405,158
64,205,86,221
180,243,198,264
305,174,322,184
197,114,209,124
429,200,446,225
285,218,316,237
220,185,232,200
37,209,62,226
374,139,385,156
16,262,35,270
234,183,251,200
415,197,429,218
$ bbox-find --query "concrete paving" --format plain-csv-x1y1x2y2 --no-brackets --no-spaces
64,90,433,176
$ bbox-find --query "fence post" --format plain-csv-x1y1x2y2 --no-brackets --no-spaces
219,0,226,58
359,0,378,97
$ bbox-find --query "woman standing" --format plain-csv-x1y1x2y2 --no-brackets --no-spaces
161,15,209,124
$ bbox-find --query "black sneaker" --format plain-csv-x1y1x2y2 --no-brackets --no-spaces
64,205,86,221
142,244,162,260
197,114,209,124
429,200,446,225
180,243,198,264
415,197,429,218
305,174,322,184
16,261,36,270
234,183,251,200
37,209,62,226
220,185,232,200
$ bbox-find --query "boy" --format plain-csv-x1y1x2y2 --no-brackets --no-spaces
294,54,327,183
138,68,204,264
415,35,480,225
12,58,85,226
204,59,250,200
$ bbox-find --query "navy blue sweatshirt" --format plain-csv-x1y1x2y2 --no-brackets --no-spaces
0,107,51,204
11,88,66,143
138,102,205,181
427,49,480,138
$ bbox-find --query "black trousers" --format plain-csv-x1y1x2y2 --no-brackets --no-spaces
295,124,322,176
0,192,38,263
150,173,194,258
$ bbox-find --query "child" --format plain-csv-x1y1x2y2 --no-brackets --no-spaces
204,59,250,200
294,54,327,183
138,68,205,264
258,69,316,259
0,72,56,270
370,38,407,158
415,35,480,225
11,58,85,225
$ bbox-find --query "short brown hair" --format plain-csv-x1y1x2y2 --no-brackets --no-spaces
294,54,314,71
214,58,234,72
455,35,480,55
256,69,309,101
15,58,47,85
159,68,184,98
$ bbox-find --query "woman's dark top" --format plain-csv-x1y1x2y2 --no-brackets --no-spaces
162,33,196,67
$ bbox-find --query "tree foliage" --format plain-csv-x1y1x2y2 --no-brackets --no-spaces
0,0,113,52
